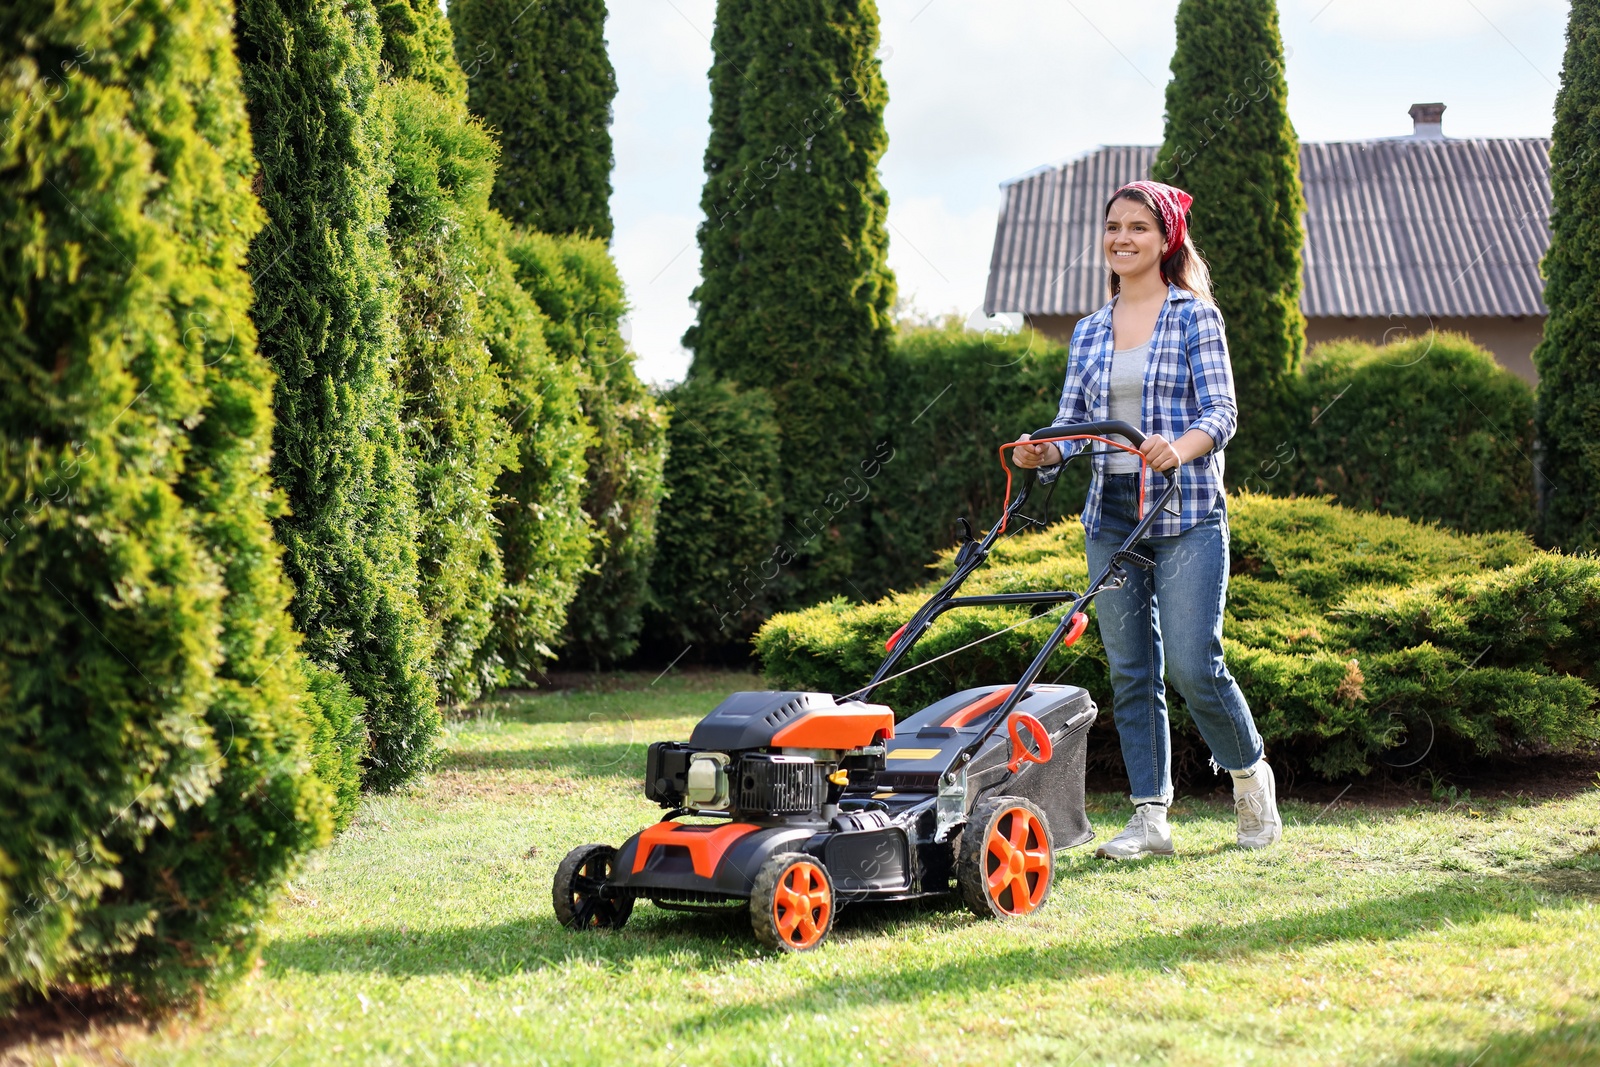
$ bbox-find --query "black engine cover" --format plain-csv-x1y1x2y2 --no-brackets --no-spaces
688,691,831,750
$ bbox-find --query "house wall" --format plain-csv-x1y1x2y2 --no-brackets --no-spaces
1025,313,1544,387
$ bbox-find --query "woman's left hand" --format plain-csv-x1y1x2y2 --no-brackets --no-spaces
1140,433,1182,472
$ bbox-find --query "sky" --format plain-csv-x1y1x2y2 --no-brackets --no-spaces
606,0,1571,385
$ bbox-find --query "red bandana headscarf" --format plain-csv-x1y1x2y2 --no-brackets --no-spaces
1114,180,1194,261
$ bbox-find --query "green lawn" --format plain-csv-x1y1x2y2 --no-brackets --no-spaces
40,671,1600,1066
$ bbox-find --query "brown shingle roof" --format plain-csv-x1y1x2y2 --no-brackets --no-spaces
983,137,1552,320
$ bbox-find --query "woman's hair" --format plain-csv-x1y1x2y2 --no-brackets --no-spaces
1104,187,1213,305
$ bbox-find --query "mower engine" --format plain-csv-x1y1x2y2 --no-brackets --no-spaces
643,691,891,820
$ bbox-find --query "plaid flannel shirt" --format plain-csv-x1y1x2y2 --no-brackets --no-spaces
1039,285,1238,539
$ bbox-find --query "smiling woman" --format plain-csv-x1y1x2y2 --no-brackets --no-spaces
1011,179,1282,861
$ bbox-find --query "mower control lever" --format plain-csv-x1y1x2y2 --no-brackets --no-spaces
1006,713,1053,773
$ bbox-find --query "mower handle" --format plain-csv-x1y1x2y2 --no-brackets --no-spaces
1027,419,1146,448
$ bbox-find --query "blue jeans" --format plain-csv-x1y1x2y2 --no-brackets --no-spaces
1085,474,1263,805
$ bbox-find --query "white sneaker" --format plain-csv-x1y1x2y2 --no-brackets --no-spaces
1234,761,1283,848
1095,803,1175,861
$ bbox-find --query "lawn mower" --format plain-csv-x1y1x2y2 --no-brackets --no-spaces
552,420,1180,951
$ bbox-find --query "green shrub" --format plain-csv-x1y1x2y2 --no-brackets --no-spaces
646,379,782,655
509,232,668,667
683,0,896,605
1155,0,1305,481
1535,0,1600,554
236,0,437,794
756,494,1593,779
0,0,330,1000
1285,334,1537,534
448,0,616,239
302,666,367,832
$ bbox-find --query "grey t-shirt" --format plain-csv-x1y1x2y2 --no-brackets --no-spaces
1105,340,1149,473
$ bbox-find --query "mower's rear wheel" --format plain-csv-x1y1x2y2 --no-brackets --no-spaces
553,844,634,930
750,852,834,952
958,796,1054,919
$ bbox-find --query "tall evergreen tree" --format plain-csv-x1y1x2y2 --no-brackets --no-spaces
236,0,438,791
684,0,895,604
449,0,664,666
1535,0,1600,553
1154,0,1305,480
377,0,593,696
0,0,329,998
506,233,668,666
477,226,594,685
448,0,616,239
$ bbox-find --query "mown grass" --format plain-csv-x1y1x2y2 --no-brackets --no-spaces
30,670,1600,1066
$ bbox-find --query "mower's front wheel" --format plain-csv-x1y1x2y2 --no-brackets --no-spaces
750,852,834,952
958,796,1054,919
553,843,634,930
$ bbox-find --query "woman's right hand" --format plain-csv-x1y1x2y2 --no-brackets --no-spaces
1010,433,1062,469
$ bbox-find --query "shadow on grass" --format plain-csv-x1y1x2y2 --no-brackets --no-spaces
467,687,755,728
1389,1017,1600,1066
262,908,768,979
434,740,658,780
665,862,1600,1039
261,857,1598,1006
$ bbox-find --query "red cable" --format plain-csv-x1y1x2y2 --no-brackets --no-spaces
995,435,1149,533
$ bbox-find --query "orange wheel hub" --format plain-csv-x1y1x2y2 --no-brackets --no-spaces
772,861,832,949
985,807,1051,915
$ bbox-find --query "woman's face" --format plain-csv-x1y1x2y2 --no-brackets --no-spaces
1103,197,1165,282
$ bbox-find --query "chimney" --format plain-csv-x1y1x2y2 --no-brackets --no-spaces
1409,102,1446,139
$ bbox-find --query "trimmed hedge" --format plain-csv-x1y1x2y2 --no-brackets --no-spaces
860,322,1086,596
382,0,597,703
475,224,594,686
645,379,782,655
1284,334,1537,534
756,494,1596,779
0,0,330,1000
385,77,513,712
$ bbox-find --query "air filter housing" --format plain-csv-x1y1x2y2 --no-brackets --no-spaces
734,754,829,816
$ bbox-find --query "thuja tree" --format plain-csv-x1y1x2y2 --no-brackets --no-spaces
645,378,782,656
379,0,593,694
508,232,668,667
1154,0,1305,481
236,0,437,793
377,0,511,707
450,0,663,666
448,0,616,239
0,0,329,999
1535,0,1600,553
385,81,514,706
477,226,593,685
684,0,896,605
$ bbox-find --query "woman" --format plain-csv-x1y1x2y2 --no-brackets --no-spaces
1012,180,1281,859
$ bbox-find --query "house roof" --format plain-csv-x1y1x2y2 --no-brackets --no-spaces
982,137,1552,321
